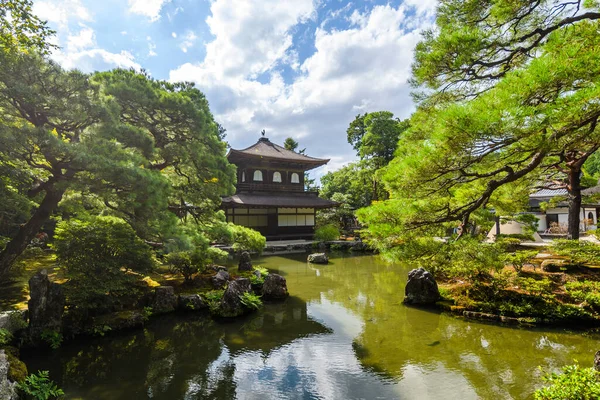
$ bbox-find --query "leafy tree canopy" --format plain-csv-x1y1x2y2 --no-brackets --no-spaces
0,0,55,56
0,54,235,275
359,12,600,252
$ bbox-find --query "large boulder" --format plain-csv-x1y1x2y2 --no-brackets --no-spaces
238,251,253,272
151,286,178,314
28,269,65,342
594,350,600,371
212,270,230,288
0,350,19,400
307,253,328,264
178,294,208,311
262,274,289,300
218,278,252,318
403,268,440,305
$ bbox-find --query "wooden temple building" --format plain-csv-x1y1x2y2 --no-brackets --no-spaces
221,136,338,240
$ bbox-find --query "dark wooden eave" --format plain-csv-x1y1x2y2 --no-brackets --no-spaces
222,193,339,209
227,137,329,171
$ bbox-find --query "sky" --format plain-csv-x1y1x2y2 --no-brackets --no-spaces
32,0,436,179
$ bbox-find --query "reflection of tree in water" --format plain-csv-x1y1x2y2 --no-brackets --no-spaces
315,257,600,400
22,294,330,399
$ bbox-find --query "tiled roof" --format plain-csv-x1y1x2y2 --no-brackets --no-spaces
530,188,568,198
228,137,329,166
222,193,339,209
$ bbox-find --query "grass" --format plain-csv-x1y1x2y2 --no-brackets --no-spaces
0,252,61,311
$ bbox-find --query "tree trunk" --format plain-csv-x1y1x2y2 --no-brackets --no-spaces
0,187,66,277
566,168,582,240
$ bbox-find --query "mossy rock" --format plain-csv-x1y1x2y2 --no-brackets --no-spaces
1,347,27,383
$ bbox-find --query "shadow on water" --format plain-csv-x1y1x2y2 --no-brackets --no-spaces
21,253,600,400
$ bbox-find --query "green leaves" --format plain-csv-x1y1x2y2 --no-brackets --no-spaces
535,363,600,400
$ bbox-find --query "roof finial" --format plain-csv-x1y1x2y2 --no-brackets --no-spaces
261,129,266,137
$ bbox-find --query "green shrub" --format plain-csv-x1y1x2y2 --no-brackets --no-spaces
228,224,266,254
54,216,154,314
0,328,13,345
40,330,62,350
535,363,600,400
553,240,600,266
502,250,539,274
515,277,554,297
496,233,535,242
315,224,340,242
566,280,600,311
240,292,262,310
17,370,64,400
203,290,225,313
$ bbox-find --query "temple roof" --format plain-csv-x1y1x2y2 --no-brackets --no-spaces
222,193,339,209
227,137,329,170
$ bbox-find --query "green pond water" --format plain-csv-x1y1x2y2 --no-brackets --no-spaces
22,253,600,399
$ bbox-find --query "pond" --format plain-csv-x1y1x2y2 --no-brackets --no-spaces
22,253,600,399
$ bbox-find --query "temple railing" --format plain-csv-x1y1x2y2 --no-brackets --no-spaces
236,183,307,193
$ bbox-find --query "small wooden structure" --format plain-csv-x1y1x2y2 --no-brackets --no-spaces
221,136,338,240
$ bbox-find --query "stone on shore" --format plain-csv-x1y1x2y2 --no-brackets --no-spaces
0,350,20,400
218,278,252,318
262,274,289,300
307,253,328,264
178,294,208,311
151,286,178,314
238,251,253,272
28,269,65,343
403,268,440,305
212,270,230,288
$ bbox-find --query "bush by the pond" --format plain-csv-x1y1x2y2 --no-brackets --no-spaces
17,370,64,400
228,224,266,254
535,363,600,400
166,247,227,282
54,216,154,314
315,224,340,242
240,292,262,310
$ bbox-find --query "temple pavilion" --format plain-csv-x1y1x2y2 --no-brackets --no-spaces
221,135,338,240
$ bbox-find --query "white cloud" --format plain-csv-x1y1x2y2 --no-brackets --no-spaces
32,0,91,28
147,36,157,57
54,49,141,71
51,25,141,72
66,27,95,52
170,2,428,168
179,31,198,53
171,32,177,38
128,0,170,22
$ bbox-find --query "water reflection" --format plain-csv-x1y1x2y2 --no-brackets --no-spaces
22,253,600,399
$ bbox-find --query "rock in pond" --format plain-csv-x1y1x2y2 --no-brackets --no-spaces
178,294,208,311
262,274,289,300
92,310,146,332
28,269,65,343
238,251,253,272
212,270,230,288
403,267,440,305
218,278,252,318
0,350,21,400
151,286,178,314
307,253,328,264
